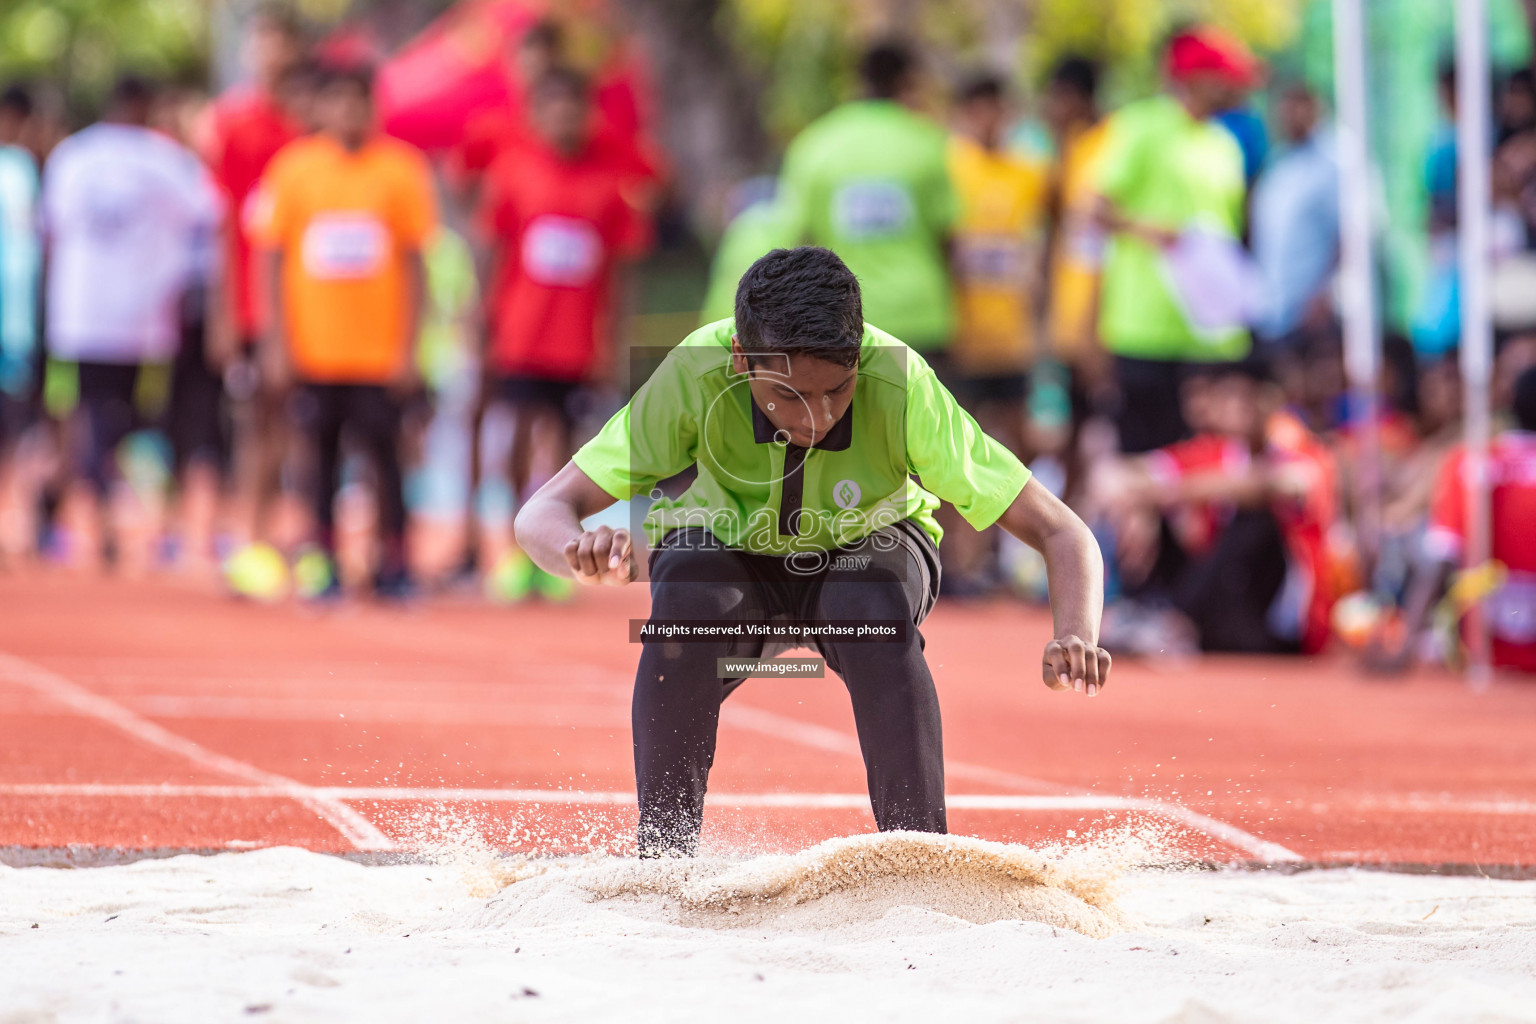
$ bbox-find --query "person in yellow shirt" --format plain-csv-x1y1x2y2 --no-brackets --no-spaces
251,64,437,600
1043,56,1110,388
943,73,1050,593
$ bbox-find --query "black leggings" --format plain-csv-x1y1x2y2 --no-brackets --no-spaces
298,384,406,551
635,522,944,856
74,362,142,496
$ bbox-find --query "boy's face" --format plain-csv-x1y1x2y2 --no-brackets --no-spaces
247,21,300,88
1042,81,1087,135
0,110,24,147
1207,374,1274,443
317,82,372,145
731,338,858,449
532,87,587,154
956,95,1005,149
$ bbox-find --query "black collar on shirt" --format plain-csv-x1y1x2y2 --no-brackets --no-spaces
749,397,854,451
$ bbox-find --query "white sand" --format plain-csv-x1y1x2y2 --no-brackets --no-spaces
3,832,1534,1023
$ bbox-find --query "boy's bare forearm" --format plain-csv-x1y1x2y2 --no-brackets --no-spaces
515,492,586,577
513,461,625,578
998,477,1103,642
1040,517,1105,644
998,477,1110,694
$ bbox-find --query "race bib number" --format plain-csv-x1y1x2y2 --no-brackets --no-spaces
522,215,603,287
301,213,387,279
955,234,1030,287
831,180,914,240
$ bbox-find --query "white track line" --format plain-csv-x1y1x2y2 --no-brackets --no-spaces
0,653,394,852
0,781,1303,861
0,693,630,728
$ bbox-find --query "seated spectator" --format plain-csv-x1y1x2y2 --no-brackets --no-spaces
1376,351,1463,603
1375,366,1536,674
1100,357,1336,655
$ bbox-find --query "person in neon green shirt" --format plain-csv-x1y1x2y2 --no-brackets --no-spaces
699,180,798,325
514,247,1108,856
1092,26,1255,453
778,42,956,350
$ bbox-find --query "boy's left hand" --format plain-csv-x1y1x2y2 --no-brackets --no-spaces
1042,635,1112,697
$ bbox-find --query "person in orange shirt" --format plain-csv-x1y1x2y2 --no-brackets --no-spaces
252,64,436,599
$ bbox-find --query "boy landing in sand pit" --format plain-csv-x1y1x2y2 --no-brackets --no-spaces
515,246,1109,857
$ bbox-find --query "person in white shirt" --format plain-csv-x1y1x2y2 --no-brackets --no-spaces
40,76,223,565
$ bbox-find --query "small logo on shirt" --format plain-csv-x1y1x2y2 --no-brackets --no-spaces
833,479,861,509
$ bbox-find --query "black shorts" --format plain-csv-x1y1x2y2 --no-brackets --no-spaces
166,331,226,472
74,362,144,492
1112,355,1190,454
951,372,1029,408
647,517,942,667
495,375,587,427
0,390,30,449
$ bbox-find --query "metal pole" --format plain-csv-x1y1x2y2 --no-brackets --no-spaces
1332,0,1381,571
1456,0,1495,687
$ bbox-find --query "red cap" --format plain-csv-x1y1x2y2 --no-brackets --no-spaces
1165,26,1261,89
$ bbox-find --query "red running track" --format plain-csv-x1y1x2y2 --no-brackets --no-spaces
2,570,1534,870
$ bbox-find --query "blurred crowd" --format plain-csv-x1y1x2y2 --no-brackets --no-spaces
0,5,1531,676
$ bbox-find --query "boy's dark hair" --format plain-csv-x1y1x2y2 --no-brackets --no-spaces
533,65,589,102
1197,351,1276,387
279,57,322,93
1515,365,1536,432
0,85,31,119
523,18,565,54
734,247,864,370
316,62,374,96
112,75,156,110
956,71,1005,105
1049,56,1099,100
252,2,304,40
860,41,916,100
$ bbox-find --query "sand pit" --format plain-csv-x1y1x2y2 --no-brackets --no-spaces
4,836,1535,1023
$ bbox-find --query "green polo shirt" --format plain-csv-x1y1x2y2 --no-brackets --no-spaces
779,101,957,350
572,318,1030,555
1094,95,1249,362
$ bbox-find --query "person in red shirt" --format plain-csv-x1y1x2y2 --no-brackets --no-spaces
451,19,663,205
1378,367,1536,673
1104,357,1338,654
203,4,308,552
479,66,650,601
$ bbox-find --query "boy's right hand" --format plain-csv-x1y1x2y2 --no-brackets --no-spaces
564,526,636,586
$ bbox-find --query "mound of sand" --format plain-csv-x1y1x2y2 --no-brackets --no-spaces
474,830,1172,938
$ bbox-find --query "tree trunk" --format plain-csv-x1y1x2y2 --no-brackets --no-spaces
619,0,772,234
